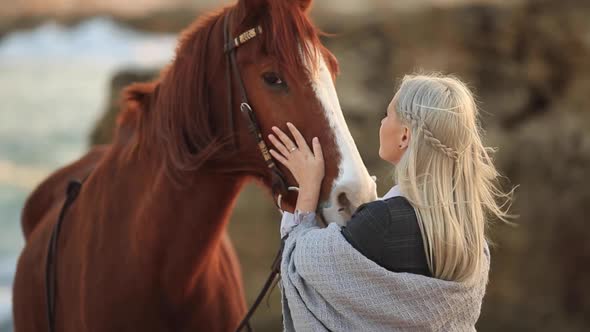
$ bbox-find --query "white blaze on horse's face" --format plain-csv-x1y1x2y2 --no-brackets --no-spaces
305,48,378,225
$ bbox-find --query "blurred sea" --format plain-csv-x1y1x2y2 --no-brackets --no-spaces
0,18,176,331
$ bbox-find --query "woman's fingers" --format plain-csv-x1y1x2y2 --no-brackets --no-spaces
312,137,324,161
269,149,289,167
271,126,297,151
286,122,311,153
268,133,290,157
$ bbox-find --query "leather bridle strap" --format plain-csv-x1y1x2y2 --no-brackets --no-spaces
222,11,290,332
45,179,84,332
222,11,289,203
224,12,237,150
234,238,285,332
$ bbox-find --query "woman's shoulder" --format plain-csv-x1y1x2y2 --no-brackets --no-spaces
343,196,430,276
352,196,416,221
382,196,416,214
351,199,387,217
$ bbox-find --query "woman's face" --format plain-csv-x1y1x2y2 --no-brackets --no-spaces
379,96,410,165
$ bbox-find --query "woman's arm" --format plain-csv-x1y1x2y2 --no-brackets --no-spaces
294,185,321,214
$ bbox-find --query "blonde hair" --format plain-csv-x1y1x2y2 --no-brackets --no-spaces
393,73,514,282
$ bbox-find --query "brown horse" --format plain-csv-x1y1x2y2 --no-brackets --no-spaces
13,0,377,331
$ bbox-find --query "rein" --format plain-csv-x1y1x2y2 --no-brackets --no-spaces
45,9,294,332
45,180,82,332
222,11,290,331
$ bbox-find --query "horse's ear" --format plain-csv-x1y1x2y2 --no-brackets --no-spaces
242,0,313,13
296,0,313,12
241,0,267,12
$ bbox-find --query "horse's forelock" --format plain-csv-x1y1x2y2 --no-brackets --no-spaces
258,1,327,79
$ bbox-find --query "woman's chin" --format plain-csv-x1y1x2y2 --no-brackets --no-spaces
378,151,397,165
378,149,390,163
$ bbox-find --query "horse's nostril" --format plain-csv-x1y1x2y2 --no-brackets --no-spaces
337,192,351,210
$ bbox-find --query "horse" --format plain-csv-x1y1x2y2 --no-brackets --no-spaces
12,0,377,330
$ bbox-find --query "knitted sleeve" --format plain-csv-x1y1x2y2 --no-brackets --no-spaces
280,209,318,239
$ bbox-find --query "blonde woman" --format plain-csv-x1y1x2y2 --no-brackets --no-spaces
268,73,513,331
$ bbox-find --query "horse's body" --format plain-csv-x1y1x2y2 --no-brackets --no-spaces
13,1,377,331
16,100,250,331
15,150,248,331
17,165,234,329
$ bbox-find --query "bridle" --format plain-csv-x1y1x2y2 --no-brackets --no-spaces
222,10,295,332
44,10,295,332
222,10,294,209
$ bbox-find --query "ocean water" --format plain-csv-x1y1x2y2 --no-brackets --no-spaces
0,17,176,331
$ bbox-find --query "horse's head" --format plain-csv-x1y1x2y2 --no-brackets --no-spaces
149,0,377,225
227,0,378,223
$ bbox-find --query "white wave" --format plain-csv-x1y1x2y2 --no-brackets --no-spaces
0,257,16,329
0,286,10,331
0,160,50,190
0,17,176,67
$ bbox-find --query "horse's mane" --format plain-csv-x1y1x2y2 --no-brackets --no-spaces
117,1,339,183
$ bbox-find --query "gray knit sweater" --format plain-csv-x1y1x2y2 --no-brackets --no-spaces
280,213,490,332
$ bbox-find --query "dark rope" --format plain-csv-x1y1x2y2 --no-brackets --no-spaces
45,179,82,332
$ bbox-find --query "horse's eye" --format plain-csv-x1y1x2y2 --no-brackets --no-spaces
262,72,288,90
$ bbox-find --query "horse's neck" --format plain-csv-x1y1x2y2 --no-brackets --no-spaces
141,166,248,303
101,81,247,253
72,144,248,312
134,162,245,251
87,141,247,271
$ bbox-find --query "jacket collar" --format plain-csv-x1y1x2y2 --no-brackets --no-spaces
380,184,403,200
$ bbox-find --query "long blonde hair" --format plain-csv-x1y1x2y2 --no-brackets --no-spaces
393,73,514,282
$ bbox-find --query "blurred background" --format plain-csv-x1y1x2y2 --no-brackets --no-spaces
1,0,589,331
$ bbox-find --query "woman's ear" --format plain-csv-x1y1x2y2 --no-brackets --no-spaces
400,126,411,149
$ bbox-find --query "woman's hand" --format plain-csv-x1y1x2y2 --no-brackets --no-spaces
268,122,325,213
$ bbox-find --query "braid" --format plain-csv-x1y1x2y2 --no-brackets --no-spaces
422,127,459,160
400,109,420,128
398,109,459,161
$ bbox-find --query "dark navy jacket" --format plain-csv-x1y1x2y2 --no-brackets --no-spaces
341,196,432,277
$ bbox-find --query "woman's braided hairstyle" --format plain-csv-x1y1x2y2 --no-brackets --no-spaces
391,73,515,282
397,108,460,161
